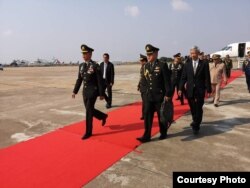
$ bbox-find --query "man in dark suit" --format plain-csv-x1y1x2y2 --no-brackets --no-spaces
100,53,115,108
137,44,172,143
72,44,108,140
179,46,212,135
137,54,148,120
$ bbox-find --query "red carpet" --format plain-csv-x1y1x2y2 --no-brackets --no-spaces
0,70,243,188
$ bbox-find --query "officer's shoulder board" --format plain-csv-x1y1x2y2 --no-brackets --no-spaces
157,60,166,68
92,61,101,70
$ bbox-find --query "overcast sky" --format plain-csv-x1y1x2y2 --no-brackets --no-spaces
0,0,249,63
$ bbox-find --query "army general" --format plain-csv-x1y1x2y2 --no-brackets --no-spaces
72,44,108,140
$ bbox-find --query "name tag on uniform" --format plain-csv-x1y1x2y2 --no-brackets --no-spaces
154,66,160,72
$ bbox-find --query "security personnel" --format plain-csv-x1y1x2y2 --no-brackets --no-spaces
169,53,184,105
72,44,108,140
137,54,148,120
223,54,233,78
242,51,250,93
100,53,115,109
137,44,172,142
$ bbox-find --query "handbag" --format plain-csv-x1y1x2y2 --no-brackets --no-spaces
160,99,174,128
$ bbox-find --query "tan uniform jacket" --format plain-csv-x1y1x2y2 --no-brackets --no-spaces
209,62,227,84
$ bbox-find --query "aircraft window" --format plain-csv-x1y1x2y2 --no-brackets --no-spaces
221,46,228,50
226,46,232,51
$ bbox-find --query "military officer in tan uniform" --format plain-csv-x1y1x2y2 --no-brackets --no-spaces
209,54,227,107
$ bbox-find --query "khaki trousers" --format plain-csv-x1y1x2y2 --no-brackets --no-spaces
211,83,221,105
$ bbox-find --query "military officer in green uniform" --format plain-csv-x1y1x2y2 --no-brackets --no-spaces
137,44,172,142
169,53,184,105
223,54,233,78
72,44,108,140
137,54,148,120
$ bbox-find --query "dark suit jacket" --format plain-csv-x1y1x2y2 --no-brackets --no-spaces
140,60,172,102
100,62,115,84
179,59,211,98
73,60,104,98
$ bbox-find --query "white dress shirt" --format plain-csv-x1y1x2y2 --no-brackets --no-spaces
103,62,108,79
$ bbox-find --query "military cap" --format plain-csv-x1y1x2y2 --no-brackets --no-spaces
145,44,159,55
81,44,94,53
212,54,221,60
173,53,181,58
140,54,147,61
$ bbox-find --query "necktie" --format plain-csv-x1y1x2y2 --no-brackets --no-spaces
194,61,197,74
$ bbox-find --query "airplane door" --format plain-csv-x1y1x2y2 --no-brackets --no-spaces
238,43,246,57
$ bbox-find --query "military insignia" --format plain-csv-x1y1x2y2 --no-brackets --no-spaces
87,65,94,74
144,69,152,80
154,66,160,73
144,69,149,77
146,46,150,51
155,66,160,70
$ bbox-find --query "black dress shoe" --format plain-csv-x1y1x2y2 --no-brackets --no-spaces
190,122,196,127
214,104,219,107
159,134,167,140
106,104,111,109
181,101,184,105
102,114,108,126
140,117,144,120
136,137,151,143
81,134,91,140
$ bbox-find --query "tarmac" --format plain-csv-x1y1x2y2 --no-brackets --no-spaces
85,70,250,187
0,65,141,148
0,65,249,187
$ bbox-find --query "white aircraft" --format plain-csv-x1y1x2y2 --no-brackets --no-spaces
211,42,250,58
10,60,30,66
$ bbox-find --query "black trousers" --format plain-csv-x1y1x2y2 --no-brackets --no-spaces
103,81,112,106
246,74,250,91
143,99,167,139
226,69,231,78
140,92,146,118
187,94,204,130
83,95,106,136
171,81,183,102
